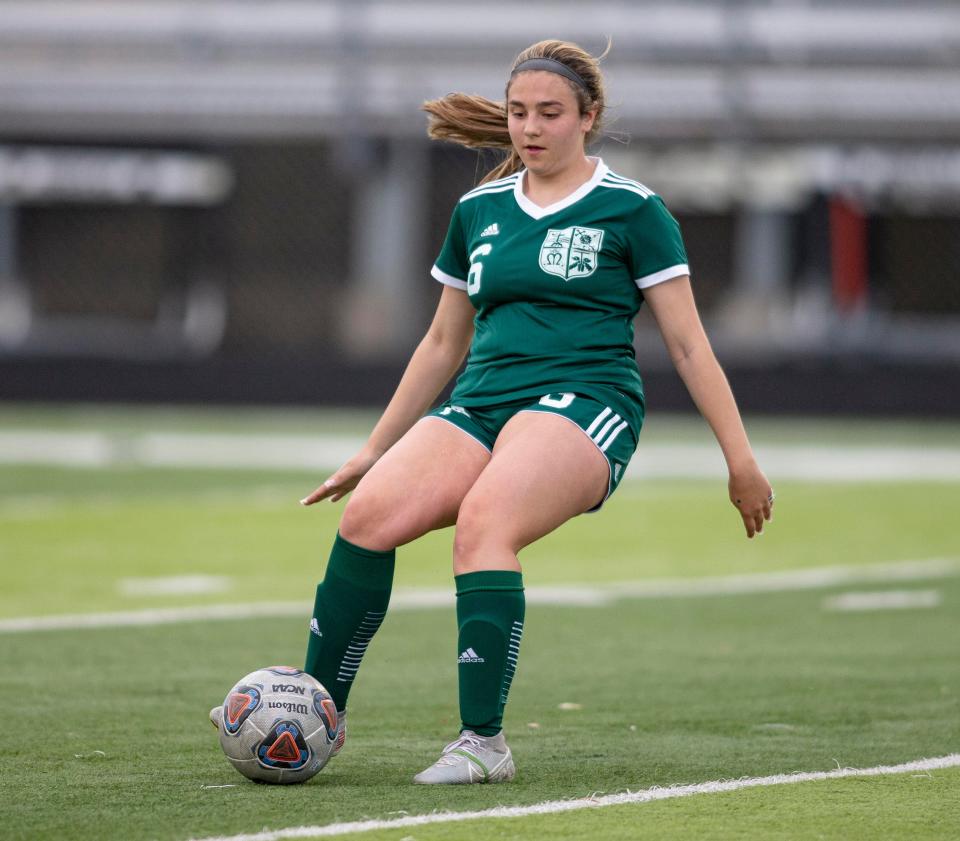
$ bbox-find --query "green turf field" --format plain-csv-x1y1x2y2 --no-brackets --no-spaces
1,404,958,841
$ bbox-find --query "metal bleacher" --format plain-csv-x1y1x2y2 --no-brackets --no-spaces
1,1,959,389
0,1,958,142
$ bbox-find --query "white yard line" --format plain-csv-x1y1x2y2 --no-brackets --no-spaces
611,557,960,598
0,430,116,467
0,602,310,633
822,589,942,611
1,557,956,634
187,753,960,841
117,575,233,597
2,430,959,481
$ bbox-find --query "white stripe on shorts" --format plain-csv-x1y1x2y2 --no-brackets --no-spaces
592,413,622,446
585,407,612,437
600,420,629,452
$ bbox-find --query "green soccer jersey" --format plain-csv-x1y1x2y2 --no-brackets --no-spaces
431,158,689,410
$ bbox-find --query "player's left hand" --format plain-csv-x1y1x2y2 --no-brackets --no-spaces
729,463,774,539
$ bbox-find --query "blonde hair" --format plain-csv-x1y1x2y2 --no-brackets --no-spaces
423,40,608,184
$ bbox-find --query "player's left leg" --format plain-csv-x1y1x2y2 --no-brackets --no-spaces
455,408,613,572
415,410,613,784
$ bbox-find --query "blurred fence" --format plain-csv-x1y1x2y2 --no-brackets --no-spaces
1,1,959,413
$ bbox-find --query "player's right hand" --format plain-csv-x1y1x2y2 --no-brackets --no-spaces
300,449,380,506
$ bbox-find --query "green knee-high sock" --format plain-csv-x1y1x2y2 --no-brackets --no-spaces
455,570,525,737
304,532,395,711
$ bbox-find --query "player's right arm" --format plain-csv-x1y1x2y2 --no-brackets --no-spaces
301,285,475,505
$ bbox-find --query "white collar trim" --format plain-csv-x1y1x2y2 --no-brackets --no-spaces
513,157,609,220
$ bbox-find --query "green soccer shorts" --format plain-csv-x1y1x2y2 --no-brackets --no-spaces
424,389,642,511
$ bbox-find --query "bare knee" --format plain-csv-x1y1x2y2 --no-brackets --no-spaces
340,477,453,551
453,495,521,575
338,488,404,552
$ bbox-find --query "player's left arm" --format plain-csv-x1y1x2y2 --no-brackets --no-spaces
643,275,774,538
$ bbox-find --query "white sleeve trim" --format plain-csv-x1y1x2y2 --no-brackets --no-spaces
634,264,690,290
431,264,468,290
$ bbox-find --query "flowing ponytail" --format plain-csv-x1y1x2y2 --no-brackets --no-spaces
422,93,521,183
423,39,608,185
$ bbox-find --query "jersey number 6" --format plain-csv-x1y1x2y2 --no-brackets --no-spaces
467,244,493,295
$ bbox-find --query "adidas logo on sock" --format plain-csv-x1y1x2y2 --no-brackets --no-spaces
480,223,500,237
309,618,323,637
458,647,485,663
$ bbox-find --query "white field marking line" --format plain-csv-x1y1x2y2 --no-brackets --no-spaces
0,485,303,519
117,575,233,597
0,602,310,633
1,557,957,635
631,443,960,482
2,430,960,481
187,754,960,841
822,589,942,612
610,557,960,598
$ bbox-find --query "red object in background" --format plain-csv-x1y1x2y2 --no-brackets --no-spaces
829,194,869,312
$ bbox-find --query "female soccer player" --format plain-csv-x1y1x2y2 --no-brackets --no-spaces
299,39,773,784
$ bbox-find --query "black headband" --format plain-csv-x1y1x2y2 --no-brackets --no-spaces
510,57,589,92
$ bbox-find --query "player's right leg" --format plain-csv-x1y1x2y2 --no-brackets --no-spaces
337,415,491,550
305,417,491,752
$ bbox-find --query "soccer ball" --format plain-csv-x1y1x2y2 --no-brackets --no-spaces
213,665,338,784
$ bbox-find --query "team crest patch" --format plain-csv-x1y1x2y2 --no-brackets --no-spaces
539,226,605,280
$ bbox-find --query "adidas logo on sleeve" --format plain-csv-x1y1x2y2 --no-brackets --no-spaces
458,647,485,663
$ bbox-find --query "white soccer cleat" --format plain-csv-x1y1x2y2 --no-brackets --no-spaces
413,730,516,785
330,709,347,757
209,705,223,730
